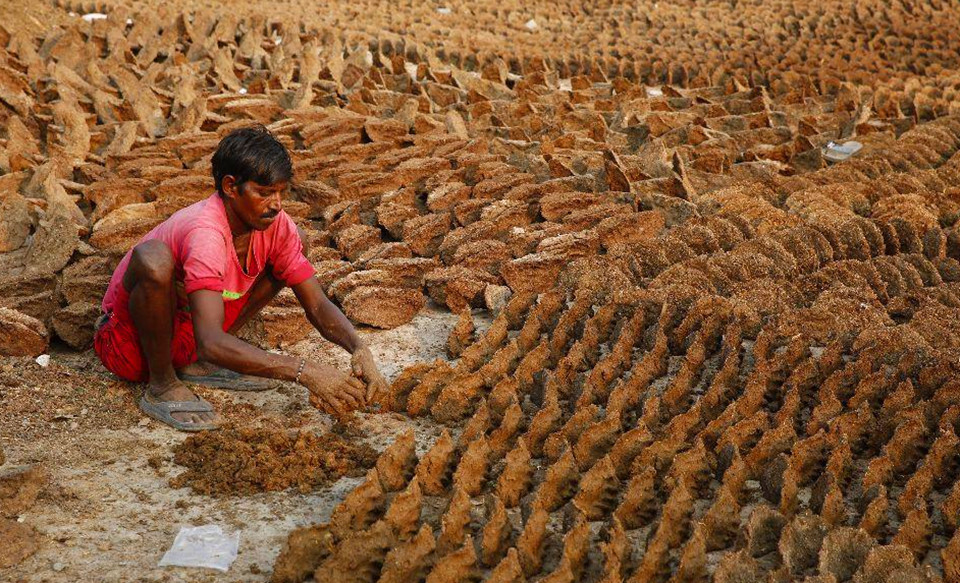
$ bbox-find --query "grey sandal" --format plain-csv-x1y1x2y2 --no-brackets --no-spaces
138,393,219,432
178,368,280,392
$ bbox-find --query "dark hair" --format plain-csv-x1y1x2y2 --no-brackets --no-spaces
211,125,293,194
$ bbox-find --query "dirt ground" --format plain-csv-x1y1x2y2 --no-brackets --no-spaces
0,304,476,582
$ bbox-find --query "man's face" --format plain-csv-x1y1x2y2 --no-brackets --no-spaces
223,177,288,231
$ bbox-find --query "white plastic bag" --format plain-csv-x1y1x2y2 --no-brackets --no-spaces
158,525,240,572
823,140,863,163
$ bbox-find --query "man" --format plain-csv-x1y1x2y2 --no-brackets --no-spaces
94,125,388,431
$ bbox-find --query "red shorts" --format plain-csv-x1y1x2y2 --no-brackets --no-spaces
94,286,248,382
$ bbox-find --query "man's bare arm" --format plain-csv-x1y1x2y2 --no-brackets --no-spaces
292,277,389,402
291,276,363,353
189,289,365,414
190,289,302,379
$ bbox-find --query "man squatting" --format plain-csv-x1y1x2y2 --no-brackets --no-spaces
93,125,388,431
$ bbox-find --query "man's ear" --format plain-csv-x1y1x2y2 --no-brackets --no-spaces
221,175,239,199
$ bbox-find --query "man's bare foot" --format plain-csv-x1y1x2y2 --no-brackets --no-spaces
147,378,220,426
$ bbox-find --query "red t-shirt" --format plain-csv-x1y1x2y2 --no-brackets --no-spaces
102,193,315,313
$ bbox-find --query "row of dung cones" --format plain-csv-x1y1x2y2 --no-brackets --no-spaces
6,6,952,355
270,113,960,581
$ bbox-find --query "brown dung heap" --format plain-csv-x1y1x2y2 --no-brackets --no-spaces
171,426,377,496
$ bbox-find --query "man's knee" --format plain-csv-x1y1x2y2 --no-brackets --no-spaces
128,240,175,286
297,227,310,255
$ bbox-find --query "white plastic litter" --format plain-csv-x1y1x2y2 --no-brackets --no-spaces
823,140,863,163
359,49,374,68
35,354,50,368
436,7,451,14
238,87,248,95
81,13,108,22
525,19,538,30
404,62,419,79
646,86,664,97
126,18,133,25
158,525,240,572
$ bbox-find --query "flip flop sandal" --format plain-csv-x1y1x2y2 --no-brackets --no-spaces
178,368,280,392
138,393,219,432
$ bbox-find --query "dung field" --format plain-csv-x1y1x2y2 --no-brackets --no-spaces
3,0,960,581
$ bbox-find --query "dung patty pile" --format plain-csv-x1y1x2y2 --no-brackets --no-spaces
50,0,960,108
171,426,377,496
2,1,960,352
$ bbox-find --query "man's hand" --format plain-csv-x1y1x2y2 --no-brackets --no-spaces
292,279,387,404
351,345,389,404
300,362,366,418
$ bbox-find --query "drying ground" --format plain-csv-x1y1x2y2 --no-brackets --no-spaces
1,307,466,582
